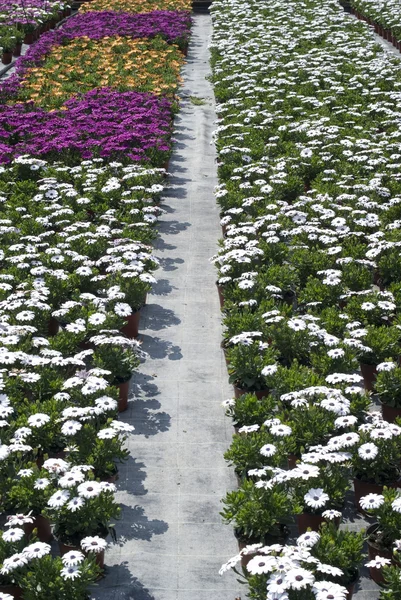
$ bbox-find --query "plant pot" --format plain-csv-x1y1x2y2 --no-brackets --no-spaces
381,403,401,423
117,379,130,412
48,316,59,336
13,43,22,57
366,523,393,585
121,311,140,339
24,515,52,543
287,454,299,469
59,540,105,569
360,362,377,391
296,512,340,534
2,52,12,65
216,283,225,309
233,385,269,399
235,526,289,568
24,32,35,44
0,584,23,599
101,468,119,483
354,477,400,513
345,571,359,600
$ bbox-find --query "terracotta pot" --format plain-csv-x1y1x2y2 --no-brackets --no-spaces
360,362,377,391
59,540,105,569
13,43,22,57
233,386,269,399
48,316,59,336
0,584,23,599
354,477,400,513
296,512,340,535
2,52,12,65
366,523,393,585
346,581,355,600
121,311,140,339
117,379,130,412
24,32,35,44
381,403,401,423
24,515,52,543
102,468,119,483
287,454,299,469
216,283,225,309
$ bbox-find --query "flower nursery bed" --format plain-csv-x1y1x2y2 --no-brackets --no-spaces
0,1,73,64
78,0,191,13
210,0,401,598
351,0,401,51
0,0,190,597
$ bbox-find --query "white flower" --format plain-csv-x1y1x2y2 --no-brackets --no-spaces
18,468,33,477
316,563,343,577
1,552,28,574
267,572,288,594
88,313,106,326
60,565,81,580
297,531,320,548
321,509,342,520
314,582,348,600
334,415,357,429
391,497,401,513
5,513,34,527
67,497,85,512
59,471,85,488
262,364,278,376
62,550,85,566
285,567,315,590
327,349,345,359
2,527,24,542
358,443,378,460
97,428,118,439
48,490,70,508
304,488,329,509
22,542,51,559
260,444,277,457
246,555,277,575
80,536,107,553
377,361,396,372
61,420,82,436
77,481,102,499
366,556,391,568
0,593,16,600
114,303,132,317
27,413,50,427
294,464,320,480
270,424,292,437
359,493,384,511
42,458,69,474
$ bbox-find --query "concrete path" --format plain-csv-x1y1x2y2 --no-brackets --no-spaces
93,13,241,600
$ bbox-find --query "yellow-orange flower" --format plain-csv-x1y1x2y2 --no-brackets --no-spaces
80,0,191,13
16,36,184,110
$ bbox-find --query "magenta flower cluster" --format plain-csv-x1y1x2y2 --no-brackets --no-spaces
0,88,172,163
61,10,191,43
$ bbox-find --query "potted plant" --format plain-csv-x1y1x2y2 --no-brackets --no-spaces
91,334,140,412
6,468,54,543
12,28,24,57
310,522,365,599
15,551,100,600
225,337,277,397
360,487,401,584
356,325,401,391
0,526,28,598
374,362,401,422
379,563,401,599
222,392,277,429
221,478,293,548
351,422,401,509
44,474,120,566
0,33,14,65
289,454,350,534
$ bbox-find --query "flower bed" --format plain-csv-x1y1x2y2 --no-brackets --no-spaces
210,0,401,597
351,0,401,46
0,0,188,594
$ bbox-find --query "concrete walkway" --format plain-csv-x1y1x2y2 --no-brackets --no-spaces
93,13,241,600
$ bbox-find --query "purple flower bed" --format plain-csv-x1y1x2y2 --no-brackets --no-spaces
61,10,191,42
0,88,172,164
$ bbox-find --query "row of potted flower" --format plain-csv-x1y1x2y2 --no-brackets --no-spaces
210,0,401,597
351,0,401,50
79,0,191,13
0,0,190,596
0,0,72,54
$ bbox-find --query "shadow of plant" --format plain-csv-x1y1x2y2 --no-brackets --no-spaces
131,398,171,438
115,504,169,543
